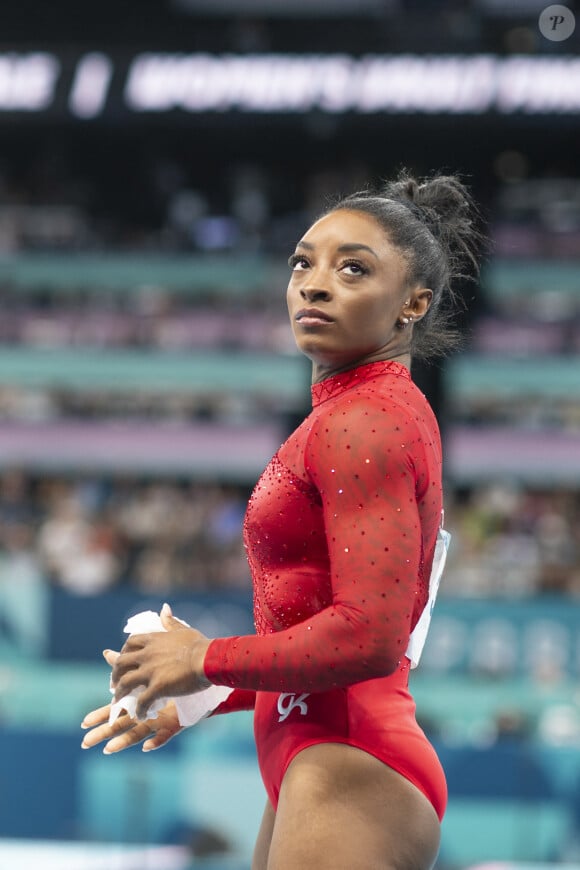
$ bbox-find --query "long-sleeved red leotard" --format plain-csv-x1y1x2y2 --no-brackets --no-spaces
204,360,447,818
204,359,442,700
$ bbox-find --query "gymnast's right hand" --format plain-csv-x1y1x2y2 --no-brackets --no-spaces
80,649,184,754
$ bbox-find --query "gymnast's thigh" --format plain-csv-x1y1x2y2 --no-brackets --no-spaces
268,742,441,870
252,799,276,870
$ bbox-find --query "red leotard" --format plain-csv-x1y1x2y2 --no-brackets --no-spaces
204,360,447,820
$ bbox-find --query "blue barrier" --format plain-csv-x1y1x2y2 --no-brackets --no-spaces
47,587,254,661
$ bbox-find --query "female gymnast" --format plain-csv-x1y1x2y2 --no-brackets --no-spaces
81,171,481,870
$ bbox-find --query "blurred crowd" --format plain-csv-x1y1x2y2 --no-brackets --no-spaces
0,148,578,612
0,384,279,424
0,468,578,599
0,469,251,597
444,484,580,598
2,139,580,260
450,392,580,432
0,158,370,255
0,289,291,354
472,317,580,358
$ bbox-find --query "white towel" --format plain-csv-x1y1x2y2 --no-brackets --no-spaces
108,609,233,727
405,527,451,668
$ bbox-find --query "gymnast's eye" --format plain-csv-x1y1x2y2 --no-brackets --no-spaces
288,254,310,270
340,259,368,276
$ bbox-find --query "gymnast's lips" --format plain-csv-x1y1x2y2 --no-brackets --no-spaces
295,308,334,324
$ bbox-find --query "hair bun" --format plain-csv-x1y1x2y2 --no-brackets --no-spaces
383,170,482,279
386,173,471,238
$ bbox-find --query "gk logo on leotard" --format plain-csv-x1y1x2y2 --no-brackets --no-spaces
277,692,310,723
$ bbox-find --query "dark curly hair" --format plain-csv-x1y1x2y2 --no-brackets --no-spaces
323,171,484,360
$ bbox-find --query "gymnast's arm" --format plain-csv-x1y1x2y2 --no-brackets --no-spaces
203,399,424,693
109,400,429,717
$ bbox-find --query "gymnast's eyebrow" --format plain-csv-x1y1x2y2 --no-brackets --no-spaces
295,241,379,259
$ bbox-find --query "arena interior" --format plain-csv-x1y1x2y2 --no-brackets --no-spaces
1,0,580,867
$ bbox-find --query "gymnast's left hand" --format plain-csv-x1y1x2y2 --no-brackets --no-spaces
110,603,213,721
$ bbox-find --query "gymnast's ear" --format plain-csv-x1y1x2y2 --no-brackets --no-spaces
401,287,433,323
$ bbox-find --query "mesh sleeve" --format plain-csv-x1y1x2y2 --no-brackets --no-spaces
204,398,422,693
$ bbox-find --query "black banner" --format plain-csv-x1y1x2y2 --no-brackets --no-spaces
2,51,580,119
